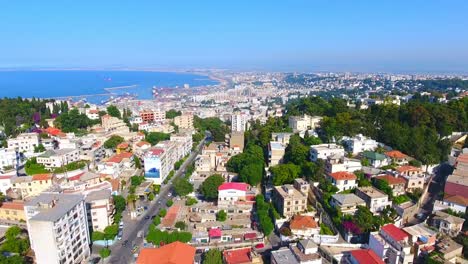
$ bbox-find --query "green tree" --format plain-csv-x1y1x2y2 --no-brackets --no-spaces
175,221,187,230
104,135,124,149
134,156,142,169
34,144,46,153
270,163,301,186
173,178,194,196
203,249,223,264
284,134,309,165
216,210,227,222
146,132,170,145
113,195,126,213
200,174,225,200
355,206,375,232
99,248,111,261
165,109,182,119
239,163,263,186
106,105,121,118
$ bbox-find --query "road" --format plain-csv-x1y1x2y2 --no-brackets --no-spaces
106,138,206,264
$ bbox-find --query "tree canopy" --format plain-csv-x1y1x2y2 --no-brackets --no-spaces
146,132,170,146
104,135,124,149
106,105,121,118
200,174,225,200
194,116,229,142
203,249,223,264
227,144,264,186
165,109,182,119
270,163,301,186
173,178,194,196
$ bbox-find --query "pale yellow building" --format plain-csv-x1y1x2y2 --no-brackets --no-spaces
173,113,194,129
0,201,26,222
11,174,54,199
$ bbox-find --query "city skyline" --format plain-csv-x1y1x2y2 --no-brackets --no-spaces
1,1,468,72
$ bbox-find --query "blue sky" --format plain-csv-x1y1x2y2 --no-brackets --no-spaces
1,1,468,72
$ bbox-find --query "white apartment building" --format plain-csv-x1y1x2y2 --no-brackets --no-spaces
7,133,40,153
217,182,250,207
85,189,114,232
36,149,80,169
173,113,194,130
144,146,176,185
355,186,392,214
85,109,100,120
288,115,322,132
327,172,358,192
170,133,193,157
310,144,345,161
24,193,90,264
231,112,250,132
0,148,18,170
269,141,286,167
326,156,362,174
0,175,14,195
369,224,413,264
342,134,378,155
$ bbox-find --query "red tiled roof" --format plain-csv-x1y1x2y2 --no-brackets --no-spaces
457,153,468,164
218,182,248,192
150,148,165,156
223,248,252,264
290,215,319,230
444,182,468,199
44,127,62,136
209,228,222,238
107,152,133,163
385,150,408,159
329,171,357,181
444,194,468,206
396,165,422,173
243,233,257,240
88,109,99,114
162,205,180,227
350,249,384,264
0,201,24,211
136,141,151,147
68,172,85,181
136,242,195,264
117,142,129,149
0,175,13,180
108,179,120,192
381,224,409,241
32,174,52,181
375,174,406,186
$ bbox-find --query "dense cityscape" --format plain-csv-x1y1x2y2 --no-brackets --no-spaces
0,71,466,264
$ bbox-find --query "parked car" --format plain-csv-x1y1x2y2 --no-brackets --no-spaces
255,243,265,249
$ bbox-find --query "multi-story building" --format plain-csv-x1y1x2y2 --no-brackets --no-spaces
271,133,293,145
85,109,100,120
24,193,90,264
385,150,410,165
173,113,194,130
355,186,392,214
231,112,250,132
229,132,244,152
101,114,130,134
36,149,80,168
345,249,384,264
170,133,193,157
361,151,389,168
330,193,366,215
97,152,134,178
85,189,114,232
144,148,172,185
310,144,345,162
273,179,309,218
217,182,254,207
140,110,156,123
288,115,322,132
430,210,465,237
375,174,406,196
326,156,362,174
7,132,40,153
11,174,54,199
327,172,358,192
0,201,26,222
0,148,19,171
271,240,322,264
368,224,412,264
289,215,320,238
342,134,378,155
0,175,14,194
269,141,286,166
396,166,425,191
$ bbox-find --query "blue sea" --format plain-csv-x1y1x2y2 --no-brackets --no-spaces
0,70,218,104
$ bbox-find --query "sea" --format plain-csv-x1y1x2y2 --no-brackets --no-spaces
0,70,219,104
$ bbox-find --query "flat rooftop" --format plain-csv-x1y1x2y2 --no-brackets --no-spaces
26,193,84,222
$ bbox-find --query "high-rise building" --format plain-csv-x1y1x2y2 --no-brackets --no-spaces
173,113,194,130
231,113,249,132
24,193,90,264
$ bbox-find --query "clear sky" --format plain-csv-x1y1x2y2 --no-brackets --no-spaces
1,1,468,72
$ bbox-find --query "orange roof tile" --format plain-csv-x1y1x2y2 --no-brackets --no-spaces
290,215,318,230
117,142,129,149
223,248,252,264
375,174,406,186
444,194,468,206
329,171,357,181
32,174,52,181
396,165,422,173
0,201,24,211
136,141,151,147
136,241,195,264
385,150,408,159
162,205,180,227
107,152,133,163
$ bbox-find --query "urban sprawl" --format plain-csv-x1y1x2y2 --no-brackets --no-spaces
0,71,467,264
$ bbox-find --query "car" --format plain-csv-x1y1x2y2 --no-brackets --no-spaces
168,193,172,197
87,257,101,264
143,206,148,211
144,215,150,220
122,240,129,247
151,215,157,219
255,243,265,249
158,201,161,204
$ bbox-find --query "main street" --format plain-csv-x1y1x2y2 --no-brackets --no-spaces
106,138,207,264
